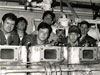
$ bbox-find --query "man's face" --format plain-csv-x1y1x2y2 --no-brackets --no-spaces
38,28,49,41
57,30,65,38
69,32,79,43
43,14,52,25
17,21,26,31
2,18,15,33
80,24,88,35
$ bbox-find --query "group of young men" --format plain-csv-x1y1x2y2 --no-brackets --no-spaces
0,11,97,47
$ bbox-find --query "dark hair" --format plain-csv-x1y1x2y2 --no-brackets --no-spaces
79,21,90,28
68,25,81,35
15,17,28,31
42,11,55,24
2,13,17,22
38,22,52,35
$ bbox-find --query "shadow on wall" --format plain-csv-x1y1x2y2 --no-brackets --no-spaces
88,25,100,40
0,23,2,29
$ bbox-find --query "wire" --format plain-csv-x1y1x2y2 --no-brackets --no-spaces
53,63,57,75
60,0,63,12
90,0,95,19
43,63,47,75
43,62,52,75
57,64,62,75
47,63,52,75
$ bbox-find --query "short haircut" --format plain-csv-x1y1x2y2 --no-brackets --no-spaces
15,17,28,31
42,11,55,22
79,21,90,28
2,13,17,22
16,17,28,25
68,25,81,35
38,22,52,35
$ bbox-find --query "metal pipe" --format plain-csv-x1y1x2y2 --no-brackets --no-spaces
60,0,63,12
64,0,78,18
0,67,100,74
0,5,93,14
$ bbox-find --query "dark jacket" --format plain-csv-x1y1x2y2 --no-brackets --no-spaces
79,34,97,47
0,30,20,45
19,32,28,45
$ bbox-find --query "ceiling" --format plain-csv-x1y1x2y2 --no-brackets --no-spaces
52,0,100,19
0,0,100,10
0,0,100,19
53,0,100,8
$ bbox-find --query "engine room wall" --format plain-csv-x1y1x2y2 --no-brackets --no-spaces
0,8,100,75
0,7,94,34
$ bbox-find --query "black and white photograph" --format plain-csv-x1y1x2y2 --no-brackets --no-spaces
0,0,100,75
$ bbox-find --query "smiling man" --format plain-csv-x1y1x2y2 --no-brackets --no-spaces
22,22,52,46
67,25,81,47
0,13,20,45
79,21,97,47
